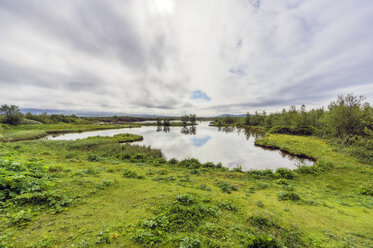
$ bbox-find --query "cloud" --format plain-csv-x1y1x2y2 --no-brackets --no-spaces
190,90,211,102
0,0,372,115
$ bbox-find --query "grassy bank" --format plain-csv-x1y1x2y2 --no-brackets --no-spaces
254,134,361,167
0,123,141,142
0,129,372,247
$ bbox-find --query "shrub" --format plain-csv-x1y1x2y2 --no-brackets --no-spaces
217,182,237,194
248,215,273,229
295,165,315,174
278,192,301,201
256,201,264,208
275,168,295,179
96,230,113,244
360,184,373,196
231,167,243,172
241,233,279,248
176,194,195,205
153,176,176,182
202,162,215,168
247,169,274,179
31,236,58,248
123,169,143,179
220,200,238,211
87,154,101,162
0,158,70,211
275,179,288,185
7,209,33,226
168,158,179,165
268,125,315,136
180,237,202,248
48,166,63,173
179,159,202,169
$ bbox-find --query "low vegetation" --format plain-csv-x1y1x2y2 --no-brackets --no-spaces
0,129,371,247
0,94,372,247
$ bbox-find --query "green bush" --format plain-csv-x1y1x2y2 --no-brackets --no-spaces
241,233,279,248
87,154,102,162
268,125,315,136
278,192,301,201
168,158,179,165
179,159,202,169
247,169,274,179
176,194,195,205
256,201,264,208
248,215,274,229
7,209,33,226
275,179,288,185
360,184,373,196
202,162,215,168
217,182,237,194
275,168,295,179
123,169,143,179
180,237,202,248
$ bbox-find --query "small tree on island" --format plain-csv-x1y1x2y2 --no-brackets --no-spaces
181,114,189,126
156,118,162,126
189,114,197,125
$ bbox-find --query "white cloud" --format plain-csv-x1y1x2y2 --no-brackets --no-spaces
0,0,372,115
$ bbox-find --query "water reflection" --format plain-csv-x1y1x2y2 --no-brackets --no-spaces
157,126,170,132
218,126,235,133
190,135,211,147
181,126,196,135
45,122,313,170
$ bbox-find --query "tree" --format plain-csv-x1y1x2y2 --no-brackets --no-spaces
245,112,251,125
0,104,23,125
163,119,170,126
189,114,197,125
181,115,189,126
156,118,162,126
324,94,365,139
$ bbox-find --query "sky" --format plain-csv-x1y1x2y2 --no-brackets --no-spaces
1,0,373,116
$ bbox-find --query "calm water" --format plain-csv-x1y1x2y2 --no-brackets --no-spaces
45,122,312,170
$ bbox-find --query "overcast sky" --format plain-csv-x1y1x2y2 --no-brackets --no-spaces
1,0,373,115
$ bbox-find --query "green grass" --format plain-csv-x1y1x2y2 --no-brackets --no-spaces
0,129,372,247
255,134,360,166
0,123,141,142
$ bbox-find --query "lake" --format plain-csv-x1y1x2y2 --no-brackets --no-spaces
45,122,313,170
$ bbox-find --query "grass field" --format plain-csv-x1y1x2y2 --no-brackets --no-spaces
0,125,372,247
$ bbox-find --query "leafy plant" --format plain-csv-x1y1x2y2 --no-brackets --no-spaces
275,168,295,179
123,168,143,179
180,237,202,248
360,184,373,196
217,181,237,194
278,192,301,201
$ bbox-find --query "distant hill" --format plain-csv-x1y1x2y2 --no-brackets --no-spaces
20,108,176,118
215,114,247,118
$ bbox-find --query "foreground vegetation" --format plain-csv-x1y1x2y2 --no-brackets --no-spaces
0,130,372,247
0,94,372,247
